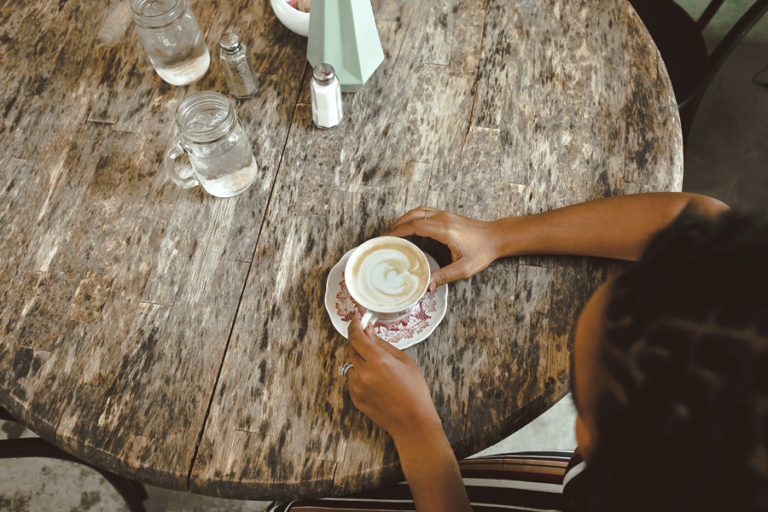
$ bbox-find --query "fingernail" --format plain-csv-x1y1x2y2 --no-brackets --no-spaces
429,281,436,294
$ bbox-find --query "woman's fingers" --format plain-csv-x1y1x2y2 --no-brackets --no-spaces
389,207,443,230
384,217,449,242
430,261,468,291
348,318,384,361
364,326,405,359
345,346,364,387
347,344,366,367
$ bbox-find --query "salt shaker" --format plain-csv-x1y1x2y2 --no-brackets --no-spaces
219,32,258,98
311,63,343,129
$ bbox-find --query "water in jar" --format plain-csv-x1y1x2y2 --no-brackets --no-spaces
133,0,210,86
151,42,209,86
184,109,258,198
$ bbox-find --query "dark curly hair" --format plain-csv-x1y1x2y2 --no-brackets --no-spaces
567,211,768,511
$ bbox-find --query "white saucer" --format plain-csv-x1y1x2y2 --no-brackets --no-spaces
324,249,449,350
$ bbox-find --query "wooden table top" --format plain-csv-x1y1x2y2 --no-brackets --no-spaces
0,0,682,500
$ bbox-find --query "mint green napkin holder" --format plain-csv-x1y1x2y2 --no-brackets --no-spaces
307,0,385,93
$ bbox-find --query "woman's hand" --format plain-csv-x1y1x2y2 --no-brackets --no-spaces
385,207,501,291
346,318,442,441
345,319,472,512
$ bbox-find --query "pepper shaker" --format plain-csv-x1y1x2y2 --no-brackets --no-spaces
219,32,258,98
311,63,343,129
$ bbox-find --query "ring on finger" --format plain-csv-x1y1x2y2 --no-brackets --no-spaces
338,362,354,377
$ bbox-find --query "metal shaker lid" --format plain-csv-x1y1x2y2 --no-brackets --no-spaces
219,32,241,53
313,63,336,86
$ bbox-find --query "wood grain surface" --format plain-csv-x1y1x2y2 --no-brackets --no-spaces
0,0,682,500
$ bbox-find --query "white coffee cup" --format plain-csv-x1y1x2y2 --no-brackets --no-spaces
344,236,431,327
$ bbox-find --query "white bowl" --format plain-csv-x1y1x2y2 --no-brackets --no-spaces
270,0,310,37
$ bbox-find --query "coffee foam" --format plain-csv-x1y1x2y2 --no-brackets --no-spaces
347,241,428,311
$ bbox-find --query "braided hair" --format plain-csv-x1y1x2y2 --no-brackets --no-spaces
568,211,768,511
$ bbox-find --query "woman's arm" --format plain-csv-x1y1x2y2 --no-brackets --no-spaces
345,320,472,512
394,428,471,512
490,192,728,261
387,192,729,289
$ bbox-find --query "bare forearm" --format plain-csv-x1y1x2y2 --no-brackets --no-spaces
393,425,471,512
492,192,728,262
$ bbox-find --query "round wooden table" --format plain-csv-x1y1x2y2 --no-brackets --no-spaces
0,0,682,500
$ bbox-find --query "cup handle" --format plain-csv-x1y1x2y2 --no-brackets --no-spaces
360,310,378,328
163,139,199,189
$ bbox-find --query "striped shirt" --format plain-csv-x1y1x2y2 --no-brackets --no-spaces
268,451,586,512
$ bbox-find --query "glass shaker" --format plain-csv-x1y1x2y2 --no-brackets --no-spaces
219,32,258,98
164,91,258,197
131,0,210,86
311,63,343,129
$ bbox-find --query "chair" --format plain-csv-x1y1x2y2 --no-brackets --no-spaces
0,406,149,512
629,0,768,144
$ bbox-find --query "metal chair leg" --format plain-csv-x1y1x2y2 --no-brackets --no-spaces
0,437,148,512
90,467,149,512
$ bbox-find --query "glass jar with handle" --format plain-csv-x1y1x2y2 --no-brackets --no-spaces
131,0,210,86
164,91,258,197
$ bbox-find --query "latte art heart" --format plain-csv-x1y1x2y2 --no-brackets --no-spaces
347,242,429,311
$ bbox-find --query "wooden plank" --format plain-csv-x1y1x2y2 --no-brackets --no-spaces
190,183,410,497
417,186,523,452
450,0,488,75
54,258,248,488
192,0,309,264
419,0,455,66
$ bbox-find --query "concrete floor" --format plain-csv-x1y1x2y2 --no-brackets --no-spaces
2,17,767,512
677,0,768,43
683,43,768,212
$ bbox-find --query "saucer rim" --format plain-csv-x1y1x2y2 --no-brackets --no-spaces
324,248,448,350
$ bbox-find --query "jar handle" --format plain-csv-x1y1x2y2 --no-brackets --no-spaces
163,139,199,189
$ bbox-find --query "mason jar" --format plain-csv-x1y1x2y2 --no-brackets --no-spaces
131,0,210,86
164,91,258,198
